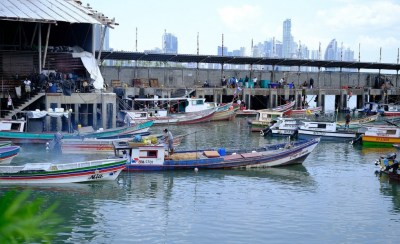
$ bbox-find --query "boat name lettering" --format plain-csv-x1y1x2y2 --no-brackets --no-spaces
138,159,154,164
88,174,103,180
313,131,326,135
375,137,390,142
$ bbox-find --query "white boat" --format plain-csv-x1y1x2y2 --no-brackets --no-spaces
298,121,359,142
120,97,218,125
261,117,304,137
249,110,286,132
0,158,126,184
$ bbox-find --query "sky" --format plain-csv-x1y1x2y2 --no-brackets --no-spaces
84,0,400,64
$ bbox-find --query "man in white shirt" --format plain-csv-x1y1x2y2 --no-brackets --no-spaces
24,78,31,98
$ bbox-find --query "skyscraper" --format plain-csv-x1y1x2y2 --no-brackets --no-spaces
282,19,292,58
162,31,178,54
324,39,338,61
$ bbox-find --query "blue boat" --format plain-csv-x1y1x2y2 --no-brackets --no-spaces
0,146,20,165
114,138,320,171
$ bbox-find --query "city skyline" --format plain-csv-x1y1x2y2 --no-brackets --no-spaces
85,0,400,64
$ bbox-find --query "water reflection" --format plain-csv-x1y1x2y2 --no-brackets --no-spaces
376,172,400,213
0,182,123,243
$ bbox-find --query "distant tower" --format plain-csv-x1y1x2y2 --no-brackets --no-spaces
282,19,292,58
162,31,178,54
324,39,338,61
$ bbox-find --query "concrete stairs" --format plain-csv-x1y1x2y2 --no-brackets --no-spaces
4,92,45,119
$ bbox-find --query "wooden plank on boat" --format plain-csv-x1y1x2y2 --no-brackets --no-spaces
170,152,198,160
223,154,243,160
203,151,220,158
241,152,262,158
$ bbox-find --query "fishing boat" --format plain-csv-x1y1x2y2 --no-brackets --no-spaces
357,102,383,115
0,158,126,184
260,117,304,137
374,152,400,181
113,138,320,171
380,104,400,117
0,119,154,144
287,106,322,116
236,109,258,117
361,126,400,147
249,110,286,132
298,121,359,142
121,108,215,125
207,102,238,121
0,146,20,165
272,100,296,112
61,134,184,154
336,114,379,129
0,140,12,147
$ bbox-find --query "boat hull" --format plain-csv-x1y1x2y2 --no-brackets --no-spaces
0,159,126,184
124,139,319,171
298,129,357,142
0,121,153,144
0,146,20,165
362,135,400,147
211,108,237,121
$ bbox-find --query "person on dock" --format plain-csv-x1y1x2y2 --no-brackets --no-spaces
164,129,174,155
309,78,314,89
24,78,31,98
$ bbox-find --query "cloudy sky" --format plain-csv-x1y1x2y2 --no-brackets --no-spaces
85,0,400,63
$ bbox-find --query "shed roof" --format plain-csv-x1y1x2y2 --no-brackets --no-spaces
0,0,114,25
97,51,400,71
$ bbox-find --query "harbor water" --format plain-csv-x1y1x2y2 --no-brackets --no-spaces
2,118,400,243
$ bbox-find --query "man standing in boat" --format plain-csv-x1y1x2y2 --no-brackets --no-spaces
164,129,174,155
345,112,351,129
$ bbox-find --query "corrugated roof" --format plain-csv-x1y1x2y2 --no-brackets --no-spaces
0,0,102,24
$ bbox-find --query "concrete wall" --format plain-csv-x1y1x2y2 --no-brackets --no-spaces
99,66,399,89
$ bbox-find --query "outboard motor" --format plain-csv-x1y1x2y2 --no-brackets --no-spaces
260,127,272,136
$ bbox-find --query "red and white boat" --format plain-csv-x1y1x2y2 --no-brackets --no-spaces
380,104,400,116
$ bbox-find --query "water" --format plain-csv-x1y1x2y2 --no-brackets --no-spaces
2,118,400,243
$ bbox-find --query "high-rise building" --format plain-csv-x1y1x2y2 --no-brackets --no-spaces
162,31,178,54
282,19,292,58
324,39,338,61
217,46,228,56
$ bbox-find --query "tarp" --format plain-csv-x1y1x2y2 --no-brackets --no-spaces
27,111,69,119
72,51,104,90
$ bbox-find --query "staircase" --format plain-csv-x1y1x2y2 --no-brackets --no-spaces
4,92,45,119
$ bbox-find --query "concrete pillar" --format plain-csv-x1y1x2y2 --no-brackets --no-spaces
284,87,290,101
317,90,325,109
93,103,97,129
74,104,79,128
295,90,303,109
270,89,278,109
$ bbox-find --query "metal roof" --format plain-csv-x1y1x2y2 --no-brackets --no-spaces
97,51,400,71
0,0,115,25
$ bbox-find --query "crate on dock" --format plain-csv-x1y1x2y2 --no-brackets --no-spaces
149,78,159,88
132,79,141,87
111,80,122,87
141,78,149,88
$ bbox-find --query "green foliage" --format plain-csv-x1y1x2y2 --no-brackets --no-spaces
0,190,62,244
